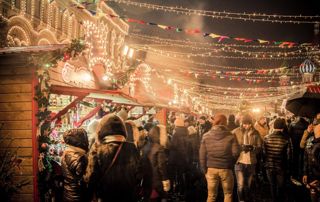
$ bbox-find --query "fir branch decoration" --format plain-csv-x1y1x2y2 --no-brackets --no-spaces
33,39,85,201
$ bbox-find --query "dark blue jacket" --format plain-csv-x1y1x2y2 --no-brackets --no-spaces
199,125,240,172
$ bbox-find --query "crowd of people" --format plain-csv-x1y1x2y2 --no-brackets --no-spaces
58,108,320,202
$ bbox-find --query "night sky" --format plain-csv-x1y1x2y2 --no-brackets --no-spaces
107,0,320,89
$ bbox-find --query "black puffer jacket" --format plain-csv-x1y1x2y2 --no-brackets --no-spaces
304,137,320,180
61,128,89,202
263,131,293,171
199,125,240,172
61,147,88,202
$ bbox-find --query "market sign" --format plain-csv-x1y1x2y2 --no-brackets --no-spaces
61,61,95,88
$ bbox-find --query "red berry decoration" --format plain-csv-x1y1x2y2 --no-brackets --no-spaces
41,143,48,150
63,52,71,61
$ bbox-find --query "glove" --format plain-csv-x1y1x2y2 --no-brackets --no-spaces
162,180,171,192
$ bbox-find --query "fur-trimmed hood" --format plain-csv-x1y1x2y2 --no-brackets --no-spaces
149,124,168,148
95,114,127,144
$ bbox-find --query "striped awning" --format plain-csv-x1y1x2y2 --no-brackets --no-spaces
307,85,320,93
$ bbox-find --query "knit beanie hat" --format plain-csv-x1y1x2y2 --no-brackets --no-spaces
273,118,286,130
242,114,253,125
212,113,227,126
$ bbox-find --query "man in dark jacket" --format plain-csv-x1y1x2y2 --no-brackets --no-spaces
198,116,212,140
303,124,320,202
168,116,190,195
61,128,89,202
227,114,238,131
200,113,240,202
263,118,293,202
288,116,309,179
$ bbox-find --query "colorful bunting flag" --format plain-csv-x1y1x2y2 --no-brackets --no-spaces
72,6,311,47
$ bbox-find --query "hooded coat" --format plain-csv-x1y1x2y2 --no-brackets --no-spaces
61,128,89,202
304,137,320,181
84,114,143,202
125,120,140,147
199,125,240,172
141,125,169,198
168,126,190,167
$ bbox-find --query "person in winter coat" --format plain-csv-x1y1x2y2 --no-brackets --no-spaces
227,114,238,131
141,125,170,201
187,125,201,164
232,114,262,202
125,119,140,147
200,113,240,202
303,124,320,202
288,116,309,179
168,117,190,195
84,114,144,202
254,116,269,140
263,118,293,202
61,128,89,202
198,116,212,140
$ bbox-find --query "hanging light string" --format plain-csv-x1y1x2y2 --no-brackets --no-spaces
131,42,317,57
159,67,305,79
145,52,302,71
186,89,303,103
164,77,318,93
129,33,318,49
98,13,313,47
133,45,318,60
147,60,293,74
105,0,320,24
137,46,311,62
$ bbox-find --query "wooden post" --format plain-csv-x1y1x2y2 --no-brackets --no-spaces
32,69,39,202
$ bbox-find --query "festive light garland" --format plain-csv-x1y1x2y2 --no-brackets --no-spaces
144,50,306,73
105,0,320,24
134,45,315,60
132,42,317,58
129,33,318,49
103,13,308,47
71,3,314,48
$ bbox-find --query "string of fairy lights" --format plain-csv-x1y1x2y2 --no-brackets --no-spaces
134,45,316,60
5,0,318,113
105,0,320,24
129,33,319,49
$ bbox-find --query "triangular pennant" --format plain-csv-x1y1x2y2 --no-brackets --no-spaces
258,39,269,44
209,33,220,39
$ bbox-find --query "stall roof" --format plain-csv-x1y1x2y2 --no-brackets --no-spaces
87,92,140,106
51,85,140,106
0,44,66,54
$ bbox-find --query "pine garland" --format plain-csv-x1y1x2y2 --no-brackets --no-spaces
33,39,85,201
